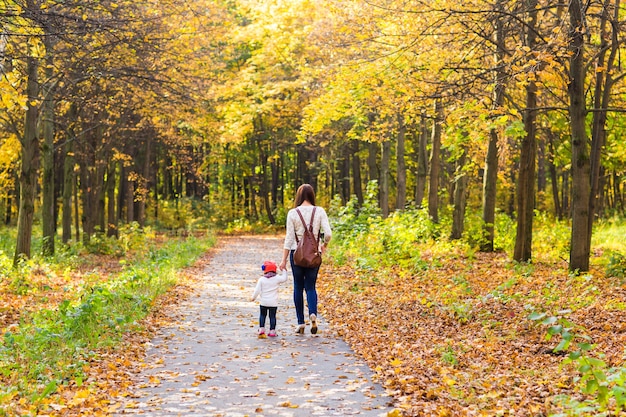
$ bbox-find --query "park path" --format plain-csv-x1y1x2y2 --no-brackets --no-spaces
117,235,394,416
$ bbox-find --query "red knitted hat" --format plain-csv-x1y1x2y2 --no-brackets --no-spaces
262,261,277,273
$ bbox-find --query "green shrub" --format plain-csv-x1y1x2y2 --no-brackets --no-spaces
606,251,626,279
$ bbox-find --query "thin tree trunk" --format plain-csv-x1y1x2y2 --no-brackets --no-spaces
62,108,75,243
450,147,468,240
107,160,117,237
568,0,591,272
138,138,152,227
5,177,15,225
368,141,378,183
340,143,350,204
428,99,442,223
14,56,39,264
588,0,619,256
118,165,126,223
481,0,506,252
41,53,55,256
352,140,364,206
562,171,570,217
380,140,391,218
612,171,624,214
481,0,505,251
257,133,275,225
79,163,94,243
396,113,407,211
547,130,563,220
513,0,538,263
73,169,80,242
127,175,135,224
415,114,428,208
270,140,279,208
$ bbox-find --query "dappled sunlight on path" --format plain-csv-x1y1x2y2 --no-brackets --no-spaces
116,236,393,416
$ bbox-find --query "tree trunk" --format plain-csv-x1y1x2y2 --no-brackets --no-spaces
367,141,378,183
481,0,506,252
588,0,619,256
6,175,16,225
612,171,624,215
415,114,428,208
396,113,407,211
126,174,135,224
62,108,76,243
513,0,538,263
562,171,570,216
14,56,39,264
270,140,279,208
107,160,118,237
482,128,500,251
118,164,126,224
547,130,563,220
352,140,364,206
481,0,505,251
73,170,80,242
428,99,443,223
380,140,391,218
41,52,55,256
568,0,591,272
79,164,93,243
340,143,350,204
450,147,468,240
137,138,152,227
257,134,275,225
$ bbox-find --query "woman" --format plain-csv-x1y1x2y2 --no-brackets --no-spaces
279,184,332,334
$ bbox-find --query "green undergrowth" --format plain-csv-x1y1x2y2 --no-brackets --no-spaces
0,230,215,410
329,189,626,278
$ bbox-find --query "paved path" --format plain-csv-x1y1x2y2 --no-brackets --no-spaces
118,236,394,416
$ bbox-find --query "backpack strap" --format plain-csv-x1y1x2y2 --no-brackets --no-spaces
294,207,316,243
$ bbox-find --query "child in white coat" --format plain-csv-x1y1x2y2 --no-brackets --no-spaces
251,261,288,337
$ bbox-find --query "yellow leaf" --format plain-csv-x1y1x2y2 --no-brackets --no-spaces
443,376,456,387
74,389,90,399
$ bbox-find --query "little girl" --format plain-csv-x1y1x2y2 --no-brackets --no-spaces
251,261,288,337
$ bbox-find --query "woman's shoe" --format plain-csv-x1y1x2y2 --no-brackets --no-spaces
258,328,266,338
295,324,305,334
268,330,277,337
310,314,318,334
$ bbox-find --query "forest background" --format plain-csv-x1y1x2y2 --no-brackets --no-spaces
1,0,626,416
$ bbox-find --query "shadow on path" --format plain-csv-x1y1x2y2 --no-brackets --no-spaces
117,236,394,416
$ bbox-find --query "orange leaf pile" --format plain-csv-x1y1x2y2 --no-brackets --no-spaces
318,251,626,416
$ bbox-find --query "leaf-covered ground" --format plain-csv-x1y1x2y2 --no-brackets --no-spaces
4,237,625,416
318,251,626,416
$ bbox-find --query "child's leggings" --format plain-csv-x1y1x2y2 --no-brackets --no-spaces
259,306,278,330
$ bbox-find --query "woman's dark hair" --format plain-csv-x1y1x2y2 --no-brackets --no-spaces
294,184,316,207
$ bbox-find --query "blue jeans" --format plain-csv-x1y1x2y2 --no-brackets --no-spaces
290,250,319,325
